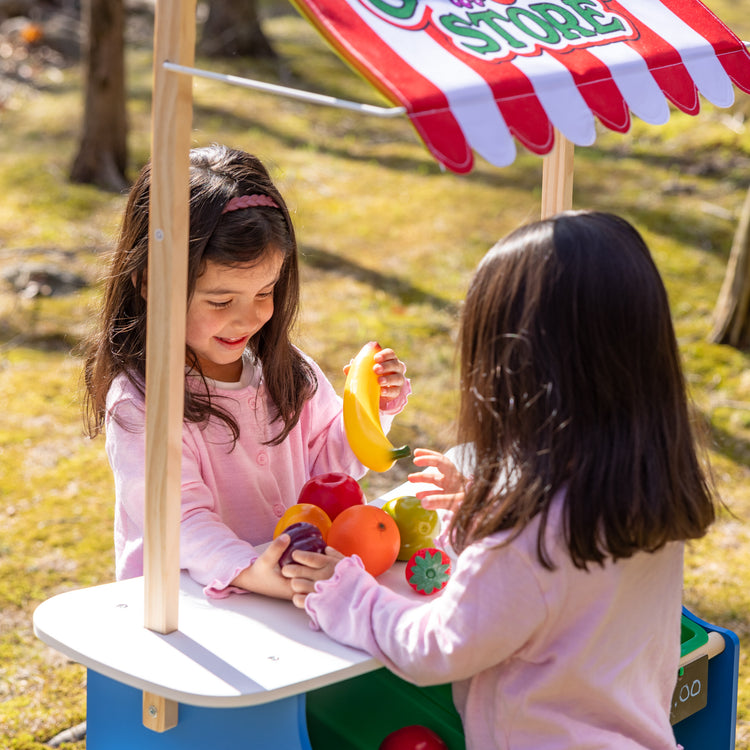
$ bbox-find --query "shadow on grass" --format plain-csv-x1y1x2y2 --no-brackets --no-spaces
300,244,460,317
568,195,735,261
683,599,749,640
0,322,78,354
707,416,750,471
572,155,739,259
584,138,750,182
191,100,544,194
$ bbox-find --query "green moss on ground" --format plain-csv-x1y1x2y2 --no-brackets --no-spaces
1,1,749,746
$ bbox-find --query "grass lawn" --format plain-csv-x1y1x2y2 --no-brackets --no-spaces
1,1,749,746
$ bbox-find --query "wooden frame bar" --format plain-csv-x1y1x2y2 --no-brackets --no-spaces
541,129,575,219
145,0,196,638
142,0,197,730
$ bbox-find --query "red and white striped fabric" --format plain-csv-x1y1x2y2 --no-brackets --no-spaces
291,0,750,172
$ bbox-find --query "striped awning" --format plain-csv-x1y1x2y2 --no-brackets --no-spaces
290,0,750,172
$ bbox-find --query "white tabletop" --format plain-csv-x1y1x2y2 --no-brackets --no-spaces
32,480,443,709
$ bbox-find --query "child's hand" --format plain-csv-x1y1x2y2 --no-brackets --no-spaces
230,535,295,599
373,347,407,405
281,546,345,609
344,346,407,407
407,448,468,512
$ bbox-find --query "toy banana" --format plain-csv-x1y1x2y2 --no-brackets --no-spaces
343,341,411,472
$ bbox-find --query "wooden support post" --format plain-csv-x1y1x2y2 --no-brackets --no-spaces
541,129,575,219
142,691,180,733
142,0,197,732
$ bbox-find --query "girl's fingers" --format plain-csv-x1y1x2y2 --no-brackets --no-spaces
417,491,463,512
286,547,350,609
379,379,401,391
289,577,316,595
413,447,440,457
287,549,332,568
281,546,343,581
378,371,405,387
372,350,407,403
261,534,290,567
379,385,403,401
408,467,443,481
373,350,405,375
291,592,308,609
414,489,446,504
411,449,444,467
280,562,304,578
373,347,397,363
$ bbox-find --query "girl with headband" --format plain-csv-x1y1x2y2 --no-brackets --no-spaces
83,145,410,600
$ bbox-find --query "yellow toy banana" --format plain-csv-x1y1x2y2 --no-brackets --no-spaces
343,341,411,472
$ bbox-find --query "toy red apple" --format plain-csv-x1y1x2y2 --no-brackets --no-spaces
278,522,327,567
297,472,365,520
379,725,448,750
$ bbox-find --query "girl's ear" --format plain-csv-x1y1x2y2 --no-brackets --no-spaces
131,270,147,300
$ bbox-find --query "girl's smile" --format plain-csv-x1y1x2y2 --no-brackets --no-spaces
215,335,249,348
186,251,284,381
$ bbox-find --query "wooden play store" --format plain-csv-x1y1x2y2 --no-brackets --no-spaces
34,0,747,747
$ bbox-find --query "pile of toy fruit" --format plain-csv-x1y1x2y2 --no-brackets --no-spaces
274,472,452,595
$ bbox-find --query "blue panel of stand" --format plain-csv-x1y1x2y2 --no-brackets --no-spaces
87,670,312,750
673,607,740,750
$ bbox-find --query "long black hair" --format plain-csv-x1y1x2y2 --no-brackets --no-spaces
451,211,716,568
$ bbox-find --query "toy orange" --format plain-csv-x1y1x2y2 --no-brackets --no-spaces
273,503,332,541
327,504,400,577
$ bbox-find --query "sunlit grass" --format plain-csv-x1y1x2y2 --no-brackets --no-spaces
1,1,749,746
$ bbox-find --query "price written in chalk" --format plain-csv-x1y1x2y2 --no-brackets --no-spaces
670,655,708,725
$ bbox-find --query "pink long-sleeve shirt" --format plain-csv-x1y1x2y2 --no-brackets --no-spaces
305,493,683,750
105,351,409,597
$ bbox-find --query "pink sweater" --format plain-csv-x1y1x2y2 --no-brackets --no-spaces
305,495,683,750
105,352,409,597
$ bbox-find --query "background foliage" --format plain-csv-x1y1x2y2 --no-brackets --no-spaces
0,1,749,746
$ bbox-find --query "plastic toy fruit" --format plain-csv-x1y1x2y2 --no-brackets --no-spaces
405,548,451,596
273,503,332,540
379,724,448,750
343,341,411,472
297,472,365,521
327,504,401,577
278,522,327,567
382,495,440,561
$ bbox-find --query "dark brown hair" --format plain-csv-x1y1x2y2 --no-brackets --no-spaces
83,144,316,445
451,211,716,568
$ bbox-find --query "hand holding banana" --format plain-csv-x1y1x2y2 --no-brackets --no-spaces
343,342,411,472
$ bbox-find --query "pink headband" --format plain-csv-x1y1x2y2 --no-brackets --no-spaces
222,194,279,213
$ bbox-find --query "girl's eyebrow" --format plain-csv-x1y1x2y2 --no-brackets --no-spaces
262,274,281,289
197,286,241,296
198,275,281,296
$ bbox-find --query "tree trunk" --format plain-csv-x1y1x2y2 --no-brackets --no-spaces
69,0,128,192
199,0,276,59
710,185,750,348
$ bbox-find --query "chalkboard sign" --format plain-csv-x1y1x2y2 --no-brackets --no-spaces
670,655,708,725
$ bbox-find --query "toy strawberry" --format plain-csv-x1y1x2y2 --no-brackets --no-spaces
405,548,451,595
